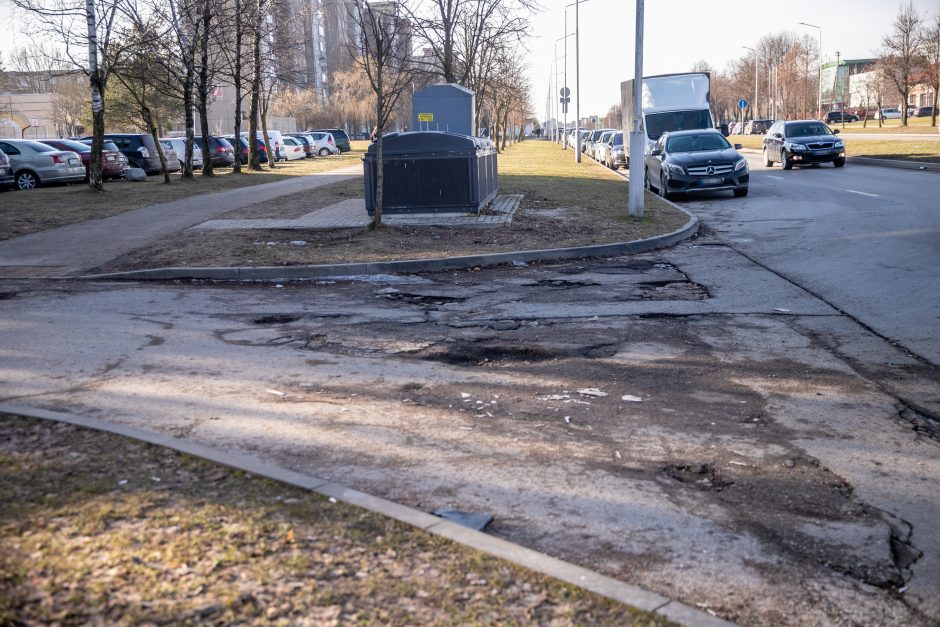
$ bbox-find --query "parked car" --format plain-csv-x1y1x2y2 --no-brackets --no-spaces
308,131,340,156
585,128,612,157
0,138,86,189
744,119,774,134
160,137,202,169
728,121,743,135
914,106,937,118
242,130,286,161
285,133,316,157
578,129,591,152
762,120,845,170
84,133,167,174
224,135,268,165
281,136,306,160
192,135,236,167
39,138,126,180
312,128,351,152
824,111,859,124
605,132,626,170
645,129,749,199
0,148,14,190
594,130,614,162
874,108,902,120
78,139,129,178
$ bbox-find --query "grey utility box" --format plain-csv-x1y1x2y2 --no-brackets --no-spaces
412,83,475,136
363,131,498,215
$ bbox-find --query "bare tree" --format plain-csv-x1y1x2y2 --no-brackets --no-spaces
881,1,924,126
350,0,415,229
11,0,126,190
922,12,940,127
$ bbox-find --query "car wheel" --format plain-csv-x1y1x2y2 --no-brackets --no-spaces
833,157,845,168
318,147,330,157
659,175,671,200
782,152,793,170
15,170,39,190
733,187,749,197
762,148,773,167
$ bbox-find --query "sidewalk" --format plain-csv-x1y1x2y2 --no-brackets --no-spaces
0,165,361,279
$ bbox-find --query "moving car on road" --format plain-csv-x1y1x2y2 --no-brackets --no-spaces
824,111,859,124
762,120,845,170
644,129,748,199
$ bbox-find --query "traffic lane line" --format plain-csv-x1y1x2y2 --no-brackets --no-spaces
846,189,880,198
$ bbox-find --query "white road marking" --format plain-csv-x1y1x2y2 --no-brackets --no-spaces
767,175,784,180
845,189,880,198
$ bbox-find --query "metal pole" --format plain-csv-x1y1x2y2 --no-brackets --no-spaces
800,22,822,119
563,11,568,150
574,0,581,162
627,0,644,217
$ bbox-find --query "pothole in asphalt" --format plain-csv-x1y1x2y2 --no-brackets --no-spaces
418,342,561,366
662,463,734,491
534,279,601,288
252,314,302,325
637,280,709,300
382,292,467,306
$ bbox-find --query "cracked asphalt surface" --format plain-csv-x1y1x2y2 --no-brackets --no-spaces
1,230,938,625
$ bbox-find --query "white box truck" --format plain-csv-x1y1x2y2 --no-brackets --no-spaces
620,72,715,164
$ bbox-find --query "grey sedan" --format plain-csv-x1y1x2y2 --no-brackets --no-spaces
0,139,86,189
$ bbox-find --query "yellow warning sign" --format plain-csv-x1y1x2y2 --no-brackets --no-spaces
418,113,434,122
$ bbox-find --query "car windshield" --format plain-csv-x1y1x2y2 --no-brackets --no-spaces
47,139,91,153
645,110,712,140
666,133,730,153
786,122,831,137
612,132,623,145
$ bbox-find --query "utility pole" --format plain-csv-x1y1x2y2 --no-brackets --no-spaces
627,0,644,217
567,0,589,162
800,22,822,119
744,46,759,120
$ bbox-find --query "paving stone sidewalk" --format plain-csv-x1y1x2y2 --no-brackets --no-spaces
192,194,523,231
0,166,361,279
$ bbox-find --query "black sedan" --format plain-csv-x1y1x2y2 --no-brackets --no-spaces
762,120,845,170
645,129,749,199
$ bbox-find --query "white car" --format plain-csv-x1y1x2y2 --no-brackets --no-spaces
160,137,202,168
594,131,613,162
281,137,306,160
874,108,901,120
308,132,340,156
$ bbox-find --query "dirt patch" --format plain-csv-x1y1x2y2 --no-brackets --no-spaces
0,414,671,626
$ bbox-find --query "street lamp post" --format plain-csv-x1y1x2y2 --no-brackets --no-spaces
743,46,759,121
566,0,590,163
555,35,573,145
799,22,822,119
627,0,644,217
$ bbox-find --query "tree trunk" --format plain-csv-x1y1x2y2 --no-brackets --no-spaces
198,0,214,177
372,72,383,229
182,70,195,178
86,0,104,192
260,95,275,169
143,106,170,184
248,2,262,171
232,0,243,173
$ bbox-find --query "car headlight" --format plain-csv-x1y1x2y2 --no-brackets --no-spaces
665,163,685,176
734,158,748,172
787,142,807,152
834,140,844,149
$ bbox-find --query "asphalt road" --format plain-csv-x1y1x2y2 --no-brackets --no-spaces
679,155,940,365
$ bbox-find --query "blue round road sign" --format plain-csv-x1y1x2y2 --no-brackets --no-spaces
738,99,748,110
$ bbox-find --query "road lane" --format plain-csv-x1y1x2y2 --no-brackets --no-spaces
682,156,940,364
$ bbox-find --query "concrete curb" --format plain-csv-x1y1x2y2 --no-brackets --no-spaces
739,147,940,172
0,403,733,627
80,211,699,282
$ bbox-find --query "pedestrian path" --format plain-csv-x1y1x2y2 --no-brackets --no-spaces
192,194,523,231
0,166,361,278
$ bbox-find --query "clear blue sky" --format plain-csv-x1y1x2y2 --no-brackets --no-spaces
530,0,940,121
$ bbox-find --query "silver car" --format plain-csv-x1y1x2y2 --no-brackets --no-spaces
0,139,86,189
160,137,202,169
594,131,614,162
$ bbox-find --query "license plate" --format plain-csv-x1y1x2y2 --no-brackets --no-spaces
814,150,830,155
69,158,78,164
699,177,722,186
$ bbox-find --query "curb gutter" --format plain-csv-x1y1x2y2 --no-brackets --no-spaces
0,403,733,627
80,210,699,282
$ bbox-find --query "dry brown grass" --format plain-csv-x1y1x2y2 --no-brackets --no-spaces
0,414,673,626
96,141,689,272
0,147,366,241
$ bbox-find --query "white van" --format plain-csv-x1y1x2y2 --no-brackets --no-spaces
241,130,286,161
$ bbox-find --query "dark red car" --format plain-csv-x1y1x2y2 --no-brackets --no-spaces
40,138,127,180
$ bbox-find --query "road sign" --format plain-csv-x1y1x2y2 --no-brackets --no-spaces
738,99,748,110
417,112,433,122
560,86,570,98
30,118,38,127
